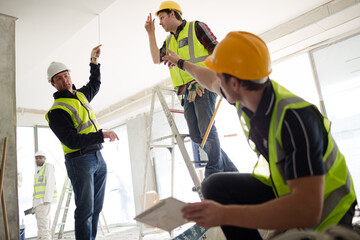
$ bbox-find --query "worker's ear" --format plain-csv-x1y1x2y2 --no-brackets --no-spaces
231,76,241,90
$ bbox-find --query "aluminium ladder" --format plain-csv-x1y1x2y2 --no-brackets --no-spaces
51,176,73,239
139,86,205,240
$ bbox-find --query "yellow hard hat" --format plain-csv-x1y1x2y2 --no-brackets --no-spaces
156,1,182,16
205,31,272,80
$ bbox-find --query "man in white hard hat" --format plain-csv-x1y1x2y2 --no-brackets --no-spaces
46,45,119,239
33,150,57,240
145,1,238,178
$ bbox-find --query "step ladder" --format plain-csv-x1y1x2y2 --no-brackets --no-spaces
139,86,206,240
51,175,110,239
51,176,73,239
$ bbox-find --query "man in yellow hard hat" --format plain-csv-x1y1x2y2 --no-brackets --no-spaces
46,45,119,239
163,31,357,239
33,150,57,240
145,1,238,178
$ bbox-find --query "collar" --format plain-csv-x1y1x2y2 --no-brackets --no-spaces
53,84,77,99
242,81,275,119
171,20,187,39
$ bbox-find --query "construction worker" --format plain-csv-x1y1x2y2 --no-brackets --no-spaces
46,45,119,240
162,31,357,239
145,1,238,178
33,150,57,240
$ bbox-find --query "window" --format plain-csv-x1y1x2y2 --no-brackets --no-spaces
311,33,360,199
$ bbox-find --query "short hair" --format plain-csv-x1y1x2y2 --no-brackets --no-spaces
157,9,182,21
223,73,269,91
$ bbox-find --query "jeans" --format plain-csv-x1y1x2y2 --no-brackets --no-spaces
184,88,238,178
65,151,107,240
202,172,275,239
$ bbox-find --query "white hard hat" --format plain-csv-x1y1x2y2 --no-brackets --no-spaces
35,150,46,159
47,61,69,83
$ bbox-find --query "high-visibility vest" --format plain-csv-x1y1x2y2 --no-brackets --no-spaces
33,163,57,199
236,80,356,231
166,21,210,88
46,91,99,155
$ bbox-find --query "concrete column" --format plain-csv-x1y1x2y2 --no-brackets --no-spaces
0,13,19,239
126,113,156,215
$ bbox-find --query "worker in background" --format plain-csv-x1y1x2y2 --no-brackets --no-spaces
33,150,57,240
145,1,238,178
162,31,357,239
46,45,119,240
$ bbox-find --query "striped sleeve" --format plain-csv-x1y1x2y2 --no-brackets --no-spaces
281,106,326,180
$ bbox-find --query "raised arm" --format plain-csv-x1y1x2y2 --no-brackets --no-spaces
145,13,161,64
90,44,101,65
162,48,221,95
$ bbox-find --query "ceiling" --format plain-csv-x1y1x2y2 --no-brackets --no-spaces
1,0,359,128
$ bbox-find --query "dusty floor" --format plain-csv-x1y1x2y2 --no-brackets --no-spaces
26,223,194,240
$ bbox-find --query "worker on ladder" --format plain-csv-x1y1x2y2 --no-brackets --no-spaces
145,1,238,178
33,150,57,240
163,31,357,239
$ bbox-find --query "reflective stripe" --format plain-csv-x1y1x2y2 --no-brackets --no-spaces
52,102,95,132
318,171,351,225
33,191,46,197
187,22,208,63
275,97,305,133
324,140,338,172
34,183,46,187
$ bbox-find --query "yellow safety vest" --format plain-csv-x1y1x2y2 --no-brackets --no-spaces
236,80,356,231
166,21,210,88
46,91,99,155
33,163,57,199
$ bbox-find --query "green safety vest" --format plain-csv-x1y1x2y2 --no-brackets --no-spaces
166,21,210,88
33,163,57,199
46,91,99,155
236,80,356,231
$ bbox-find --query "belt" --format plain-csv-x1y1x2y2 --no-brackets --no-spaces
65,149,98,159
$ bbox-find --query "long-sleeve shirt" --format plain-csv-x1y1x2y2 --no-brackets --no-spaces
33,163,57,207
159,19,218,60
47,63,104,156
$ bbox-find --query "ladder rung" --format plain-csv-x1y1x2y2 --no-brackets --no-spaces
192,160,208,164
150,135,174,143
150,144,174,149
159,87,177,95
179,134,190,138
169,109,184,114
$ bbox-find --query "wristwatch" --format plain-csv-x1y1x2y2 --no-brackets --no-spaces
90,57,97,62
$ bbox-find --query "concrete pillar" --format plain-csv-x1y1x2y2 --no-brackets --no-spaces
0,13,19,239
126,114,156,215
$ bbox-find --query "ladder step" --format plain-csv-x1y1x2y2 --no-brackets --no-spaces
192,160,208,164
150,144,174,149
179,134,190,138
169,109,184,114
150,135,174,143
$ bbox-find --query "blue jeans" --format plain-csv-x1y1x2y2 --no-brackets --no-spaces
184,88,238,178
65,151,107,240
